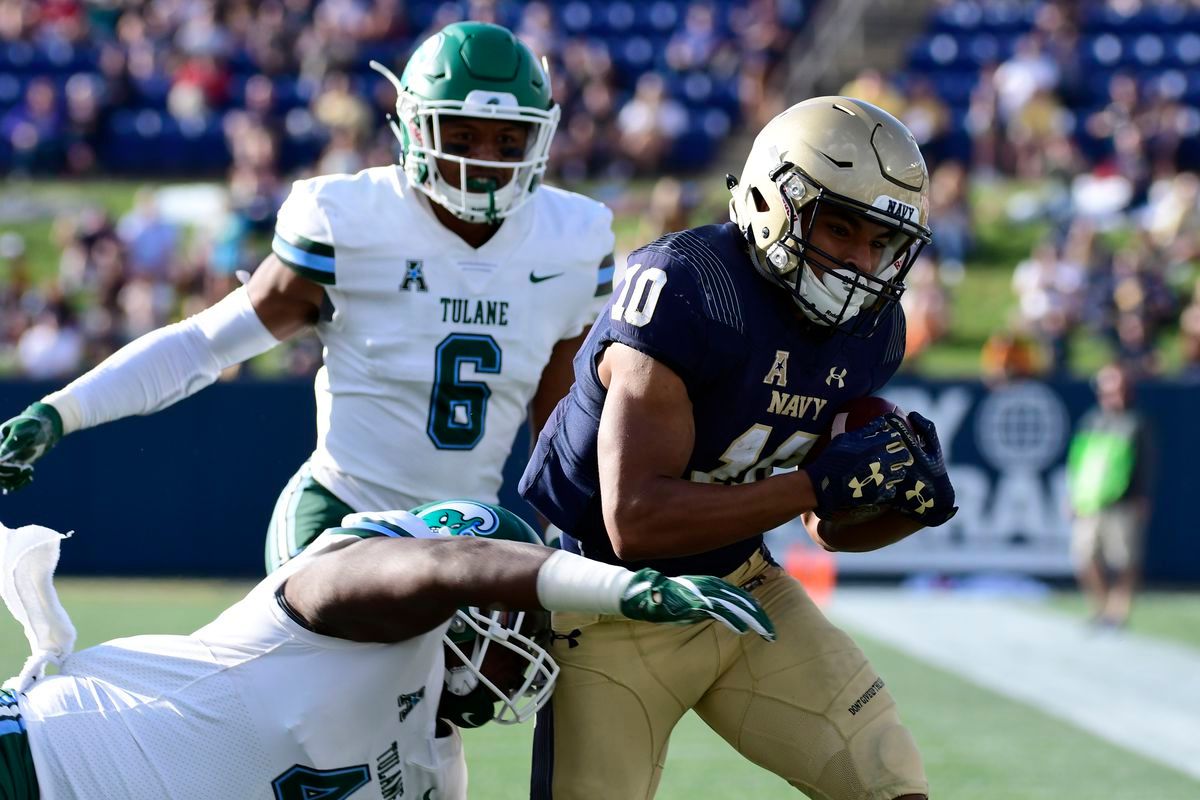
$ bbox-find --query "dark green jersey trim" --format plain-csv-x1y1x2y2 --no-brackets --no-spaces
275,229,336,258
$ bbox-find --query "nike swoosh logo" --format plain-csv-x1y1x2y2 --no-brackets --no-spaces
529,271,564,283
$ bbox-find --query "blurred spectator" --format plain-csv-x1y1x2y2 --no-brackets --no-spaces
168,53,232,123
993,33,1060,128
839,69,906,118
1066,362,1154,629
616,73,688,176
980,329,1043,386
1012,235,1086,374
901,256,950,360
1085,243,1176,374
1180,292,1200,383
900,77,951,165
636,177,695,244
927,160,971,281
1008,86,1070,179
117,188,179,281
667,3,725,72
16,297,84,380
2,77,66,174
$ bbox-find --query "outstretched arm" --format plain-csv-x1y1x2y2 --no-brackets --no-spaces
0,255,322,491
282,535,775,643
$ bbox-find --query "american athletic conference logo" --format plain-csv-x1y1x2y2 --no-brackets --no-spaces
418,500,501,537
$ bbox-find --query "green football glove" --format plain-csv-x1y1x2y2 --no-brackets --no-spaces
619,568,776,641
0,402,63,493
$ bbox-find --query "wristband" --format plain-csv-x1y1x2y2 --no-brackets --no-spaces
535,550,634,614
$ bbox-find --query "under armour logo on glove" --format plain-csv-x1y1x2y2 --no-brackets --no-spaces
889,412,958,527
848,462,884,498
805,415,912,517
904,480,936,515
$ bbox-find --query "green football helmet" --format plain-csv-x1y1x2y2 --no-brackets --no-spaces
344,501,556,728
371,22,559,224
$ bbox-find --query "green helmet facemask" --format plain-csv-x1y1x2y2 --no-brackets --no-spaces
371,22,560,224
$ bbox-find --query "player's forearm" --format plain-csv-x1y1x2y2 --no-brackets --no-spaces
291,538,637,642
43,288,280,434
603,469,817,560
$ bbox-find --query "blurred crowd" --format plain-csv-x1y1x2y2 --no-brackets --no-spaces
858,0,1200,381
0,0,802,378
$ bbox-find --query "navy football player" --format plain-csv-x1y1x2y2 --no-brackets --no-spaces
519,97,957,799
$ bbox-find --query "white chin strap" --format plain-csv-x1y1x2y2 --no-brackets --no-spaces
796,262,898,326
797,265,867,325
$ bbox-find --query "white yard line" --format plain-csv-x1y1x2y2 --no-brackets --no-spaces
827,589,1200,782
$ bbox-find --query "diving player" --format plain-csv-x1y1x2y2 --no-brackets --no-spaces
0,22,615,571
0,501,773,800
519,97,958,799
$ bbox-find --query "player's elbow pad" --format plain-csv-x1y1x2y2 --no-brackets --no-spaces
44,288,281,433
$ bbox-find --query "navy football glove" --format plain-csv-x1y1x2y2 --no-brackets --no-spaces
0,402,63,494
804,415,912,517
888,411,958,527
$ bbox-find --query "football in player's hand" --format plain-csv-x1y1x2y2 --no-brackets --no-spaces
805,396,911,526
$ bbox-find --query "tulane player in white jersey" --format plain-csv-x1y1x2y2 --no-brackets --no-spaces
0,500,773,800
0,22,615,570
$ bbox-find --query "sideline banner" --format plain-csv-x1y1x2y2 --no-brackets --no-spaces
0,379,1194,581
778,379,1194,581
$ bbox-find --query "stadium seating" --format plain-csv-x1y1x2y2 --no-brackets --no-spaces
0,0,809,175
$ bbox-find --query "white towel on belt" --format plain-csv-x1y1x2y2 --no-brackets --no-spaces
0,522,76,692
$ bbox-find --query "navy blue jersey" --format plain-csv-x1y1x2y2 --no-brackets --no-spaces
519,223,906,576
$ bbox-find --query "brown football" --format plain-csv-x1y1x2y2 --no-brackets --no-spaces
804,395,908,466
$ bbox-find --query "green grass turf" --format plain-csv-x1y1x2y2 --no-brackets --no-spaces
1,579,1196,798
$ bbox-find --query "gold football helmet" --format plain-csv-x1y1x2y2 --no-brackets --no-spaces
728,96,932,331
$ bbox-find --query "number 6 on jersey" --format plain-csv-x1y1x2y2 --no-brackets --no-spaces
428,333,502,450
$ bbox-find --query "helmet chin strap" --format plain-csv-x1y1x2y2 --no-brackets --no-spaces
797,265,867,325
430,170,518,224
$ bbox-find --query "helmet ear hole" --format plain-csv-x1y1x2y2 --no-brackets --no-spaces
750,186,771,213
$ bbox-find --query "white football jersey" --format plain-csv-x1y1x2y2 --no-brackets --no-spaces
271,167,615,513
19,532,466,800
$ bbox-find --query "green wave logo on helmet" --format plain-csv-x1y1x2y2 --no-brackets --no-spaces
408,499,543,544
370,21,560,224
418,500,500,537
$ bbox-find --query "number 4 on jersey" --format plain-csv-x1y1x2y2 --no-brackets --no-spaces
271,764,370,800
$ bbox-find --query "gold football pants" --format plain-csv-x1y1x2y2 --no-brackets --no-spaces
532,550,927,800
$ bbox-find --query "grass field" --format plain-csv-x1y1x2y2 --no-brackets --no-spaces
1,579,1196,798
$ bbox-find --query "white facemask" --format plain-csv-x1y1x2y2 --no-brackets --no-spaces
797,261,899,326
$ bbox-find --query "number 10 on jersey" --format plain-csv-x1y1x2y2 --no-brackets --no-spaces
612,263,667,327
